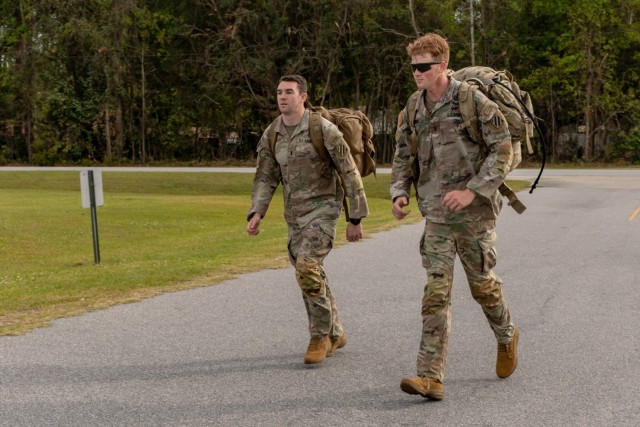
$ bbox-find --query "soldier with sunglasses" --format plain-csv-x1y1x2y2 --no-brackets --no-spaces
391,33,519,400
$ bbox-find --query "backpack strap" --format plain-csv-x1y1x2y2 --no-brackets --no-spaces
309,110,351,221
455,80,482,144
308,111,329,161
499,183,526,214
398,91,422,200
267,118,278,154
405,91,421,159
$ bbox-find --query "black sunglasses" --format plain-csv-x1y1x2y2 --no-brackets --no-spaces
410,61,442,73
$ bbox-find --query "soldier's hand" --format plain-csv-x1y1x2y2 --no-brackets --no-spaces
247,213,261,235
392,196,411,220
443,189,476,212
346,222,363,242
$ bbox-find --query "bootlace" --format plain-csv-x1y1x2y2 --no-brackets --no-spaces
498,342,513,359
308,337,326,351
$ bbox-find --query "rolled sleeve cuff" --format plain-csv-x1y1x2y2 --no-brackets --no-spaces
390,189,410,203
467,178,500,200
246,208,266,222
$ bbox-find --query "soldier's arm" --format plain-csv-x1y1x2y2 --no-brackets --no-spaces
247,132,281,221
466,98,513,200
323,124,369,221
390,108,415,202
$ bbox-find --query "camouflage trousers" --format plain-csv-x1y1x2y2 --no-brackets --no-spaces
287,218,343,339
416,220,514,382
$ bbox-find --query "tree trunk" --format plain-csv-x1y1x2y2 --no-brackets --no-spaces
549,84,557,162
17,0,35,164
409,0,420,36
115,100,124,161
105,107,112,162
140,46,147,164
583,44,594,161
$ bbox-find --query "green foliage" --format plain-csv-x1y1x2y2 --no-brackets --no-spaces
1,0,640,165
606,128,640,163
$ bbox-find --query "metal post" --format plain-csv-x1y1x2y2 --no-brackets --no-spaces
88,170,101,264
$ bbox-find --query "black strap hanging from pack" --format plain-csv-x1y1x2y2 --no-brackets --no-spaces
493,78,547,194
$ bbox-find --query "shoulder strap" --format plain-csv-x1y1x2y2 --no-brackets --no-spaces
267,118,278,153
406,91,421,157
455,80,482,144
399,91,422,200
308,111,328,161
499,183,526,214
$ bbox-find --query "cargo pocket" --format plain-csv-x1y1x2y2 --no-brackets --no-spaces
299,220,335,262
478,231,497,274
419,231,431,269
318,221,337,248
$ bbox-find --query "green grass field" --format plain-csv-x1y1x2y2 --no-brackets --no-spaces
0,170,530,335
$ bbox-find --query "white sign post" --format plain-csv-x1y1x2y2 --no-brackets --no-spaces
80,170,104,208
80,170,103,264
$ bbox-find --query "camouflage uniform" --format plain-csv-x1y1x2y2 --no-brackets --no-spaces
390,77,515,383
249,109,368,339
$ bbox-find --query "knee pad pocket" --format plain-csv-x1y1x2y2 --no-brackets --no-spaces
296,256,325,296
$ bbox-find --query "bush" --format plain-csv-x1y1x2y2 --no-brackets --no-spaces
606,130,640,164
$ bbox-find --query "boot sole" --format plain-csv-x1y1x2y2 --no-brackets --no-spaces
304,351,329,364
400,382,444,400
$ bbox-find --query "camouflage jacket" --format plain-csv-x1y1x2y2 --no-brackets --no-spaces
248,109,369,228
390,77,513,223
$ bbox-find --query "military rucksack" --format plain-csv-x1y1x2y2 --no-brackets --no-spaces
402,66,545,214
267,106,376,178
267,106,376,220
449,66,535,172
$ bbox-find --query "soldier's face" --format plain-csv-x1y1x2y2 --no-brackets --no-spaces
411,53,444,91
277,81,307,116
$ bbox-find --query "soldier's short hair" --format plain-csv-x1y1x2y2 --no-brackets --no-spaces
406,33,450,63
279,75,308,95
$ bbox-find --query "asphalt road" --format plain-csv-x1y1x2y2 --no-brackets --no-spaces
1,169,639,426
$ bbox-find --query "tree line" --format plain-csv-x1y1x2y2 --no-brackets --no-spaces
1,0,639,166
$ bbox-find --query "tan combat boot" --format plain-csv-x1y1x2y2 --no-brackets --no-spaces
496,326,519,378
400,376,444,400
327,333,347,357
303,336,331,364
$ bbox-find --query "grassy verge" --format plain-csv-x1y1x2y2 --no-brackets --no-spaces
0,171,529,336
